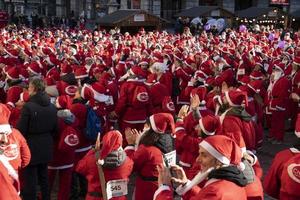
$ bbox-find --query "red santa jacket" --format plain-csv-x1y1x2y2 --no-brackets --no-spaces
220,109,247,153
125,144,163,200
0,128,31,193
48,117,80,169
115,79,151,123
76,149,133,200
158,71,173,96
0,128,31,171
5,86,23,107
148,82,169,114
153,179,247,200
175,109,212,169
279,154,300,200
0,162,21,200
70,102,92,155
269,76,291,111
264,148,300,199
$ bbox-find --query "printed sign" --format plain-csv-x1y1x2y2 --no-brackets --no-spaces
164,150,176,166
134,14,145,22
106,179,128,199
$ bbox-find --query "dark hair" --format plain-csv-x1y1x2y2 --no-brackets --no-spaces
29,78,45,92
139,128,160,146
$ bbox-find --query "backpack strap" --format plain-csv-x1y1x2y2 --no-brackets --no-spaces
94,150,108,200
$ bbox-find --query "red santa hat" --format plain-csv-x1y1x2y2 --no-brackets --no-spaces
6,86,23,107
295,114,300,138
74,67,89,79
149,113,175,134
129,66,147,79
224,90,248,107
273,61,285,72
184,57,195,67
44,55,58,66
0,103,12,134
174,52,183,61
199,115,221,136
27,62,41,75
56,95,72,109
247,80,263,94
293,56,300,66
145,73,158,85
238,75,250,86
98,130,123,165
199,135,243,166
138,58,150,66
91,82,110,102
250,70,264,80
19,67,29,80
19,91,30,102
215,69,235,87
5,67,20,80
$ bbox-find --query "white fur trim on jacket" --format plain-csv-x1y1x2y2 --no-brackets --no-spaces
0,124,12,134
153,185,172,200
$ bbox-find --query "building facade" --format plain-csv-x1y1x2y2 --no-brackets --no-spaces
0,0,300,20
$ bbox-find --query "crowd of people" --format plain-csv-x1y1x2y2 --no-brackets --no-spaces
0,23,300,200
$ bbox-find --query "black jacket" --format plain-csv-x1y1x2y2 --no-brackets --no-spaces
17,91,58,165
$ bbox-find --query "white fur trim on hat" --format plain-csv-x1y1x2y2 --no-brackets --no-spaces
199,140,230,165
0,124,12,134
199,118,215,136
149,115,162,134
75,74,89,79
247,84,260,93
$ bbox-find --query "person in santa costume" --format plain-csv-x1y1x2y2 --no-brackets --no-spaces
0,103,31,194
216,89,253,152
267,61,292,143
124,113,175,200
279,153,300,200
0,160,22,200
76,130,133,200
175,90,214,180
111,66,151,143
264,113,300,199
48,95,80,200
289,56,300,130
154,135,248,200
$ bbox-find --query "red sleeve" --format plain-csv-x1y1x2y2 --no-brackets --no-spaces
176,127,200,154
15,129,31,168
114,83,128,116
75,151,90,176
131,145,149,172
222,117,246,149
183,185,201,200
153,186,174,200
263,152,284,198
